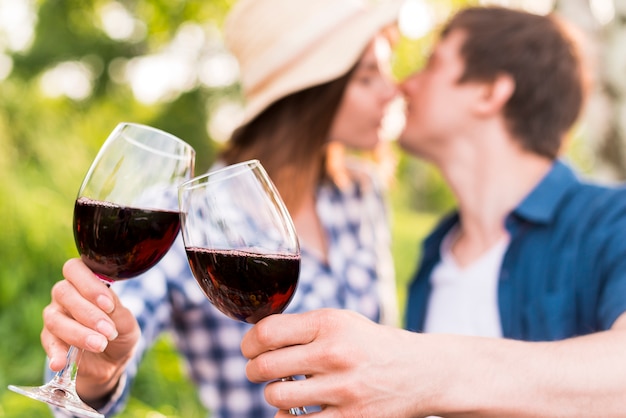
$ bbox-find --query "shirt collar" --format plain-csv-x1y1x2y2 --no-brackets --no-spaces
422,160,579,254
512,159,579,224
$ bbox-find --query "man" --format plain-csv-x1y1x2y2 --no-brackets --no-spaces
241,6,626,417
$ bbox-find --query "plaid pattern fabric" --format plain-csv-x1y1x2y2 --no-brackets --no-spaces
52,163,396,418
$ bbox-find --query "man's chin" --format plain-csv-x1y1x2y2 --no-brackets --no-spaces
397,132,429,159
397,132,415,153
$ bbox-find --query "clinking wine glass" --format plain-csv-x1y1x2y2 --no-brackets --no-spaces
8,122,195,418
178,160,307,415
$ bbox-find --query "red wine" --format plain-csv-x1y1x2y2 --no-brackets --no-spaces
73,196,180,281
185,248,300,323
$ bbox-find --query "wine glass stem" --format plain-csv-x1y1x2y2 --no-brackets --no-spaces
51,279,112,392
51,345,83,393
48,279,109,393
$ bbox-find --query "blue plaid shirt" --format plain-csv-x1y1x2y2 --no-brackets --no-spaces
53,162,396,418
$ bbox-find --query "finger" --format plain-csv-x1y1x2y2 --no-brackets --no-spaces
264,378,341,415
40,328,70,371
103,289,137,336
62,258,115,314
265,379,312,412
241,311,324,360
43,296,112,353
246,338,332,383
49,280,119,342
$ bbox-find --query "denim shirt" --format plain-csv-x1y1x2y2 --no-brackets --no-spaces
406,160,626,341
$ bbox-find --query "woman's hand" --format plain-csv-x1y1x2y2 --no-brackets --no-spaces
41,258,140,403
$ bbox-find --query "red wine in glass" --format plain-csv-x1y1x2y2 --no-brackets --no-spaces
8,122,195,418
186,248,300,324
179,160,306,415
74,196,181,282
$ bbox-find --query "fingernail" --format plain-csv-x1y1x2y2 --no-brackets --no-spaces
47,356,61,372
86,334,108,352
97,295,115,314
96,320,118,341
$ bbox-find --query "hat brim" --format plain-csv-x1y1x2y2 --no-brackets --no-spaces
242,0,404,124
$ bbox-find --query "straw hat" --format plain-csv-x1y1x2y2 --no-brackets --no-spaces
224,0,404,124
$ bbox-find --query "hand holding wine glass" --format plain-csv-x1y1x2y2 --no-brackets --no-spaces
178,160,307,415
9,122,195,418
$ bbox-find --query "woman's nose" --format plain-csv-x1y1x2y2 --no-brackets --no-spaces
399,74,419,97
380,77,399,104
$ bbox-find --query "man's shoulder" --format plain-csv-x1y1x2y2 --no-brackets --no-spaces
539,178,626,249
563,178,626,217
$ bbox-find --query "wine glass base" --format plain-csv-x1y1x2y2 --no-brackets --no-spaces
8,384,104,418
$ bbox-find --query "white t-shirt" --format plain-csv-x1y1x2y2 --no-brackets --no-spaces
423,228,509,338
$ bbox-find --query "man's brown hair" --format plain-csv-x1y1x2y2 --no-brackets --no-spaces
442,7,587,158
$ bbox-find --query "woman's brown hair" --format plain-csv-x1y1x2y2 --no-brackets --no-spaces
219,69,355,214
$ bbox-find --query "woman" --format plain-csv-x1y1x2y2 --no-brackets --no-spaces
42,0,403,416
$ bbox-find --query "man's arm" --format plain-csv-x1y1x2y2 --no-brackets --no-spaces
242,309,626,417
436,311,626,417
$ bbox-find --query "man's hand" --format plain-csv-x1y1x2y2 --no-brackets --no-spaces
242,309,437,417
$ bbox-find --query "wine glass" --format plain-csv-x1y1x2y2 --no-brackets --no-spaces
178,160,306,415
8,122,195,418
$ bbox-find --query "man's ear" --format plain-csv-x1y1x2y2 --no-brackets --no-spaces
473,73,515,116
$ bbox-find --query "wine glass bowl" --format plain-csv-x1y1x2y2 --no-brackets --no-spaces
8,122,195,417
74,122,195,283
178,160,306,415
179,160,300,324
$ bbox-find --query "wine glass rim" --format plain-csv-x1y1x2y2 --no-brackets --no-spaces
179,159,261,191
115,122,195,159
